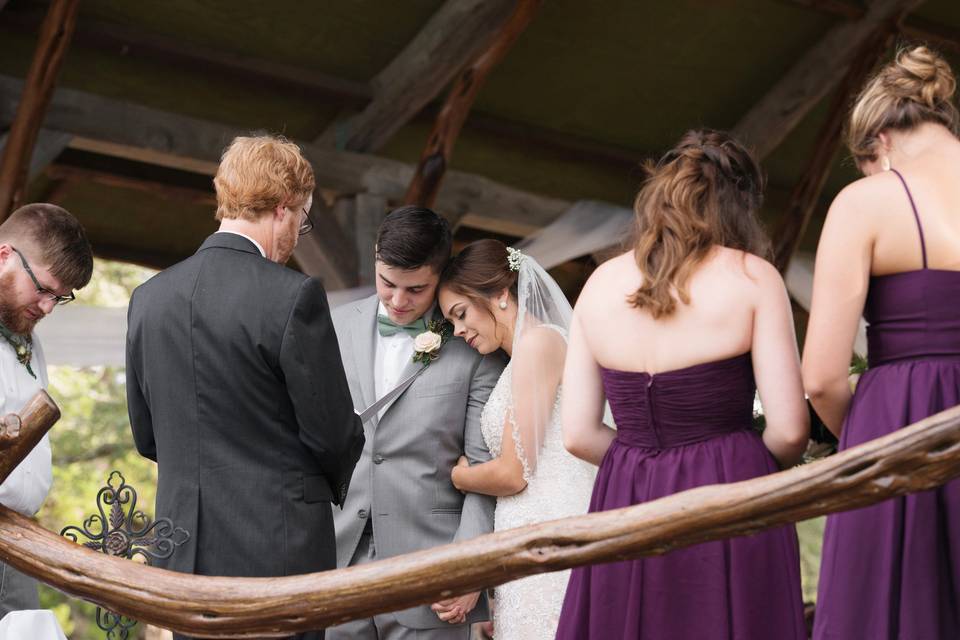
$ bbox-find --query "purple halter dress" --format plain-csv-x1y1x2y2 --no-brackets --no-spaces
813,170,960,639
556,353,806,639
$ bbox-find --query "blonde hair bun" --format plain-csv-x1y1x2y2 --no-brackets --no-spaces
889,46,956,108
847,45,959,164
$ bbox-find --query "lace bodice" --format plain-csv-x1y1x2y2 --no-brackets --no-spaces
478,339,596,639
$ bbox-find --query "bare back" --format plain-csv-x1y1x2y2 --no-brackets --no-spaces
577,247,766,374
867,149,960,275
566,244,807,466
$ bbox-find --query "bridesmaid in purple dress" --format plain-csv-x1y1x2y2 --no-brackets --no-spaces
804,46,960,639
557,129,809,639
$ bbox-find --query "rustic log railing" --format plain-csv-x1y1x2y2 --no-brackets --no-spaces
1,392,959,637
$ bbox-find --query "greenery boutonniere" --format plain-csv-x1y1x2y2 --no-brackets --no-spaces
412,319,453,366
0,322,34,379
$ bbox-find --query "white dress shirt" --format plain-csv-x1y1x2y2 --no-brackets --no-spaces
374,303,416,413
215,230,266,257
0,335,52,516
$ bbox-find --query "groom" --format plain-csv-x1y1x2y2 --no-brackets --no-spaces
328,206,505,639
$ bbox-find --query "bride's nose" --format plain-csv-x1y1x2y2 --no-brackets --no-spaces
453,322,466,337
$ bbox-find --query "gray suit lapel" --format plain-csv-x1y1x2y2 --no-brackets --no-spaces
350,296,379,417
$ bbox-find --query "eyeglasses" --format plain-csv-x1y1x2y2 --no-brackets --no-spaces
11,247,75,305
298,207,313,236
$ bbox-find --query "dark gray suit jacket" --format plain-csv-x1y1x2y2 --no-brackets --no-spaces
126,232,364,579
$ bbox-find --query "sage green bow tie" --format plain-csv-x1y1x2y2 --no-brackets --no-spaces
377,314,427,338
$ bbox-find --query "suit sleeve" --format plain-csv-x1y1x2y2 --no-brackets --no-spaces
453,353,502,543
126,291,157,462
279,277,365,507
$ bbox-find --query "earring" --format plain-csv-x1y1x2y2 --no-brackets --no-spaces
881,156,891,172
499,300,507,310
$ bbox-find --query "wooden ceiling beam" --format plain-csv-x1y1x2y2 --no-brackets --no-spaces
0,0,80,219
0,8,372,106
316,0,516,152
782,0,960,55
405,0,542,209
772,29,895,273
45,164,218,207
0,128,72,182
899,15,960,56
733,0,926,160
0,75,570,235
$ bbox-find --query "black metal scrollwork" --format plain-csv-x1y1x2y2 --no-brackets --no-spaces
60,471,189,640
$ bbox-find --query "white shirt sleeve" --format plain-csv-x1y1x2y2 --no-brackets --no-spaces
0,336,53,516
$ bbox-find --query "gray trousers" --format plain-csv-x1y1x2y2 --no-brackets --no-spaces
326,533,471,640
0,561,39,618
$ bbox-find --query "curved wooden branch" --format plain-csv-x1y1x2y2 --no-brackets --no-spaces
404,0,542,208
0,390,58,481
1,403,958,636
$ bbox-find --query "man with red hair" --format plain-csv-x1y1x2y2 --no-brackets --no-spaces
126,134,364,640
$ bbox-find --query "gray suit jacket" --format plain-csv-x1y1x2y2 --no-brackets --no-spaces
332,295,504,629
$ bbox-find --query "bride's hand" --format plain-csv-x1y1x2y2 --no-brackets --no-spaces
450,455,470,492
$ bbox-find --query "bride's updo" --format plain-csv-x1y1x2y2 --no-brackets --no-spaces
847,45,959,164
440,239,519,314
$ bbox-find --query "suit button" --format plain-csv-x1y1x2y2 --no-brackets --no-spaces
357,509,368,519
373,454,384,464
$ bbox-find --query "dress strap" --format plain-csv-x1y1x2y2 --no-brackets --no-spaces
890,168,928,269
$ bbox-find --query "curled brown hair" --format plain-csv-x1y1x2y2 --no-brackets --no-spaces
848,45,959,165
439,239,518,319
630,129,769,318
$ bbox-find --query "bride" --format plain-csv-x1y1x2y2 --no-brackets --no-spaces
437,239,596,639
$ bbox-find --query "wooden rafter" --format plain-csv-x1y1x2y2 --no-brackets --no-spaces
45,165,218,207
732,0,926,161
317,0,515,152
0,8,372,106
772,29,896,273
405,0,541,208
0,0,80,220
291,192,359,290
0,128,72,182
782,0,960,55
0,396,958,636
0,75,570,237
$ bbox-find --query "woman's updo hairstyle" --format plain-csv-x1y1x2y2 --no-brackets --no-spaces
848,45,959,164
440,239,519,317
630,128,770,319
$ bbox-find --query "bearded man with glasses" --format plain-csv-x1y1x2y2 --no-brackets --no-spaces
0,203,92,618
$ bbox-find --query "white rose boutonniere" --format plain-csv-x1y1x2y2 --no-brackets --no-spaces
413,319,452,366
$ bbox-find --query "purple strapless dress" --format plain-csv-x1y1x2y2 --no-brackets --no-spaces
813,170,960,639
556,353,806,639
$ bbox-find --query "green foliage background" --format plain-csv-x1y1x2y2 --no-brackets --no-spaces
35,260,157,639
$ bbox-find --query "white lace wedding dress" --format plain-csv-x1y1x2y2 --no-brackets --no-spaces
479,358,597,639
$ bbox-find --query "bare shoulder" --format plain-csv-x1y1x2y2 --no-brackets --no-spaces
576,251,634,307
710,248,786,304
824,171,900,231
514,325,566,364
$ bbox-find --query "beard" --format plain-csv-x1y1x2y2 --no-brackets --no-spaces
0,271,39,336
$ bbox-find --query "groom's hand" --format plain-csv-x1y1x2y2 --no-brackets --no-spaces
431,591,480,625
